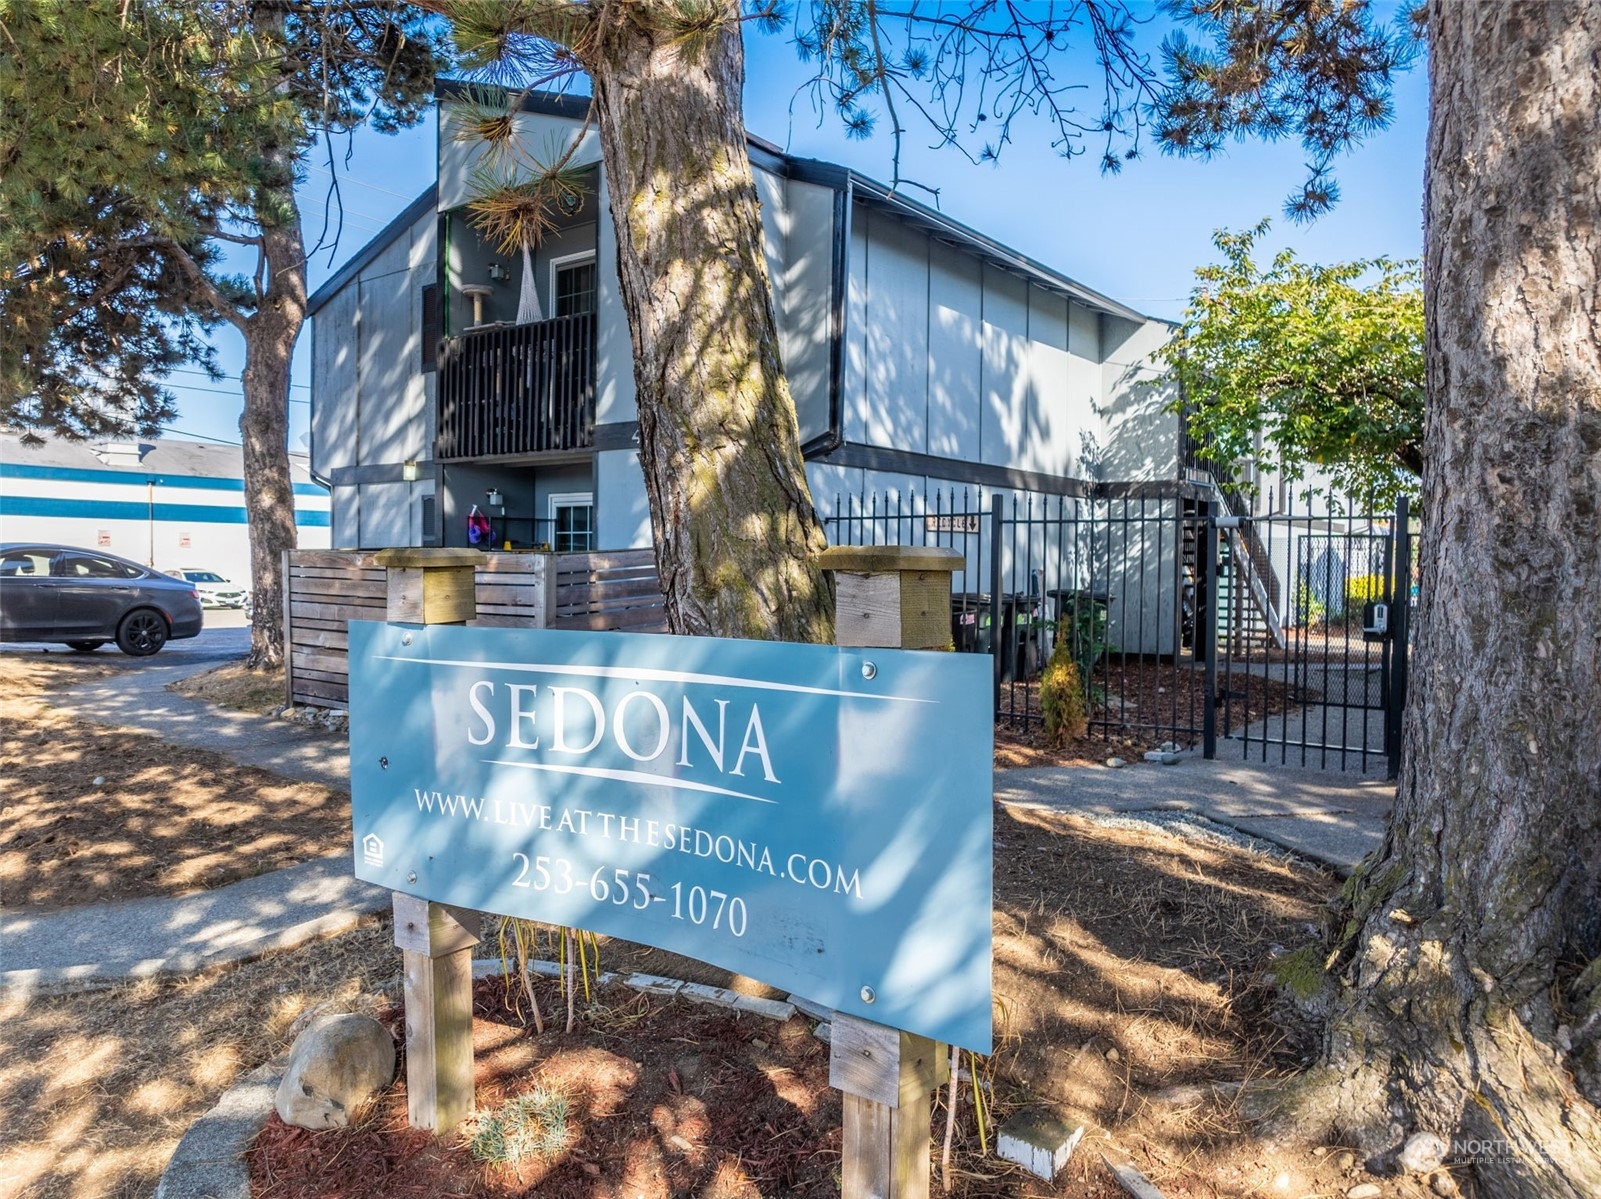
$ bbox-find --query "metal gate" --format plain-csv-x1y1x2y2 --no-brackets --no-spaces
824,487,1416,776
1197,495,1415,774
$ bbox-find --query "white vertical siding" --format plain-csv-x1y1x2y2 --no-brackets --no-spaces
782,180,836,445
1023,290,1071,476
926,252,983,460
979,266,1030,468
1099,316,1179,482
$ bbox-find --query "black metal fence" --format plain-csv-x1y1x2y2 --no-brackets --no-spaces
824,485,1417,775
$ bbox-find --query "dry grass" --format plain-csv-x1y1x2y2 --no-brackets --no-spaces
168,662,286,715
0,921,398,1199
0,696,349,910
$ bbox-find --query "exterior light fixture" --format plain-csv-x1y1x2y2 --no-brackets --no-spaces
401,460,419,482
487,263,509,282
486,488,504,508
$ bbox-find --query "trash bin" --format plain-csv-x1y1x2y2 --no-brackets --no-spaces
951,593,1041,682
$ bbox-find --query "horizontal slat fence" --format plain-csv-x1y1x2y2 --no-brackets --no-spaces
284,547,666,708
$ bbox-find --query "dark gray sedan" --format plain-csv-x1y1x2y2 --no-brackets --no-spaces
0,543,204,656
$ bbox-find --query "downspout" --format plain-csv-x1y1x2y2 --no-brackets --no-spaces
801,175,850,458
305,321,333,490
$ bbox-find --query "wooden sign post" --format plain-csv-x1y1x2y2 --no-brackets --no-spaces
374,547,483,1133
818,545,963,1199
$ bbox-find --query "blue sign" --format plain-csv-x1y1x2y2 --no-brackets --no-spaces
349,622,994,1052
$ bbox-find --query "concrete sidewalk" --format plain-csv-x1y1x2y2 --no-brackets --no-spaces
1,856,388,998
51,656,351,793
996,755,1391,873
2,640,1391,995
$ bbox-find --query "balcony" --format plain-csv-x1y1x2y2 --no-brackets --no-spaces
436,313,596,459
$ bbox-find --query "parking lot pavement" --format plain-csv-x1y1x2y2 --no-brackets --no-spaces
1,611,252,671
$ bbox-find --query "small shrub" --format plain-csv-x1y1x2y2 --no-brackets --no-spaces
468,1088,571,1166
1294,582,1326,627
1345,574,1386,607
1039,631,1088,747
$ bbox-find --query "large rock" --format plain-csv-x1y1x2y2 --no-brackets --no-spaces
273,1013,395,1130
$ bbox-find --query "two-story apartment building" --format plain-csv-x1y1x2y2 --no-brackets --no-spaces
308,83,1179,559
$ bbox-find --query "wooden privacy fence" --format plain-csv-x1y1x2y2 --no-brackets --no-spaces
283,548,667,708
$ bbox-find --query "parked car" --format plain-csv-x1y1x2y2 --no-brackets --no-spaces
168,568,250,610
0,544,204,656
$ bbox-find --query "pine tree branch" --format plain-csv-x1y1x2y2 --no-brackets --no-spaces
126,235,250,331
200,227,267,247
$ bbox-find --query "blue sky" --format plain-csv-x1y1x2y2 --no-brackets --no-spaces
170,11,1428,450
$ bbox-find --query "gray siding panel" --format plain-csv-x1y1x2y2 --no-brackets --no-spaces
356,235,420,465
1024,290,1071,477
783,180,836,446
860,213,930,452
926,253,983,461
595,175,637,425
1100,317,1179,483
979,266,1029,468
357,482,411,549
595,448,652,550
843,215,870,445
312,287,360,475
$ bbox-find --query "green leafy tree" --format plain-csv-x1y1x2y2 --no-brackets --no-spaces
435,5,1601,1193
0,0,446,668
1159,219,1424,508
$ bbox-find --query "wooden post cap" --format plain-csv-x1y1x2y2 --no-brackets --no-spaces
816,546,964,574
374,547,483,569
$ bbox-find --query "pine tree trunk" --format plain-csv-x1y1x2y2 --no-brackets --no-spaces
582,3,833,642
239,173,306,671
1317,5,1601,1193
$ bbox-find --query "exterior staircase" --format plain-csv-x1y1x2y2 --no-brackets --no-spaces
1181,483,1287,653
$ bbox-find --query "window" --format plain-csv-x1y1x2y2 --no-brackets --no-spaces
0,549,52,577
550,253,597,318
58,554,141,579
550,492,595,552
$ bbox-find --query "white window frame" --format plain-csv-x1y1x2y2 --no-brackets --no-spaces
549,491,595,552
548,251,598,318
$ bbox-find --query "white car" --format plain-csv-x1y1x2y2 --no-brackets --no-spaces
171,569,250,610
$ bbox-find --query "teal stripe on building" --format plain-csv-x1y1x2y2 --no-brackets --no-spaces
1,496,331,527
0,461,328,498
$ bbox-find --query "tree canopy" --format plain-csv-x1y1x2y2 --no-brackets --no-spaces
1159,219,1424,508
0,1,237,438
1,0,447,666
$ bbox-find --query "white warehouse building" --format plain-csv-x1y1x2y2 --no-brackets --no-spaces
0,433,331,585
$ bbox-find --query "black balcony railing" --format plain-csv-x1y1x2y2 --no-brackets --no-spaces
437,313,596,458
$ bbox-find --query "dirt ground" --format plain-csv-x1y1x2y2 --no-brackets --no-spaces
0,654,1443,1199
0,657,349,910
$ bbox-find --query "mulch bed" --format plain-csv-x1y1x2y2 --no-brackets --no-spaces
994,659,1309,768
247,806,1344,1199
253,979,855,1199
